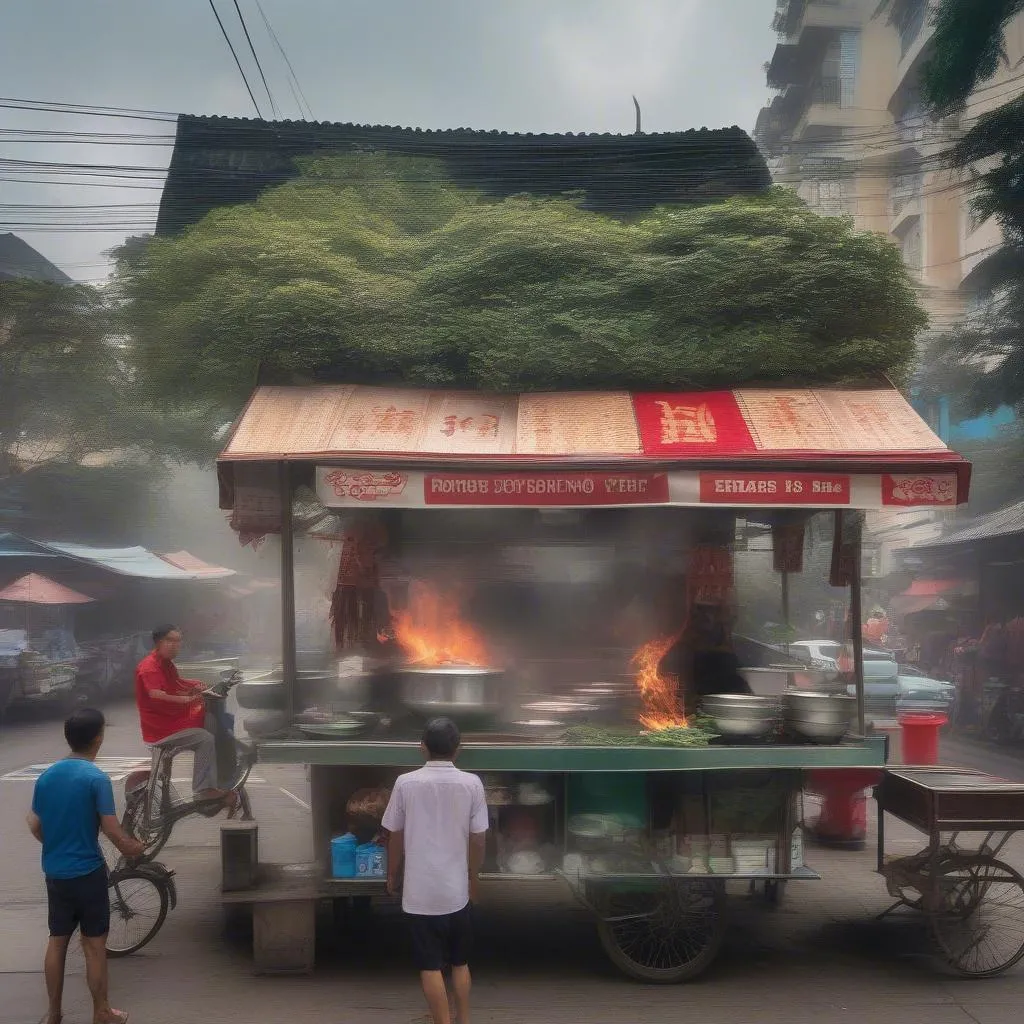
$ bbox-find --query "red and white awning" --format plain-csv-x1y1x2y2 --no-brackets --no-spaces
218,385,971,513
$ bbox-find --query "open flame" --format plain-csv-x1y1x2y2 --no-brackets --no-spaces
392,580,490,667
632,631,688,731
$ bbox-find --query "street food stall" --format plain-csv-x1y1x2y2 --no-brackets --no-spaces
0,572,94,712
216,384,973,979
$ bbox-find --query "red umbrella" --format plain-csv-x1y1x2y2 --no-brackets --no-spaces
0,573,95,605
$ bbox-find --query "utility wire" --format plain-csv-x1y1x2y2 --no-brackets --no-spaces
255,0,314,120
207,0,264,119
231,0,278,119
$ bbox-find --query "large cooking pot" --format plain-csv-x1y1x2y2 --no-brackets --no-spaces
398,666,503,724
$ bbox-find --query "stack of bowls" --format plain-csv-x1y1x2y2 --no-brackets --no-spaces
700,694,780,740
784,692,854,743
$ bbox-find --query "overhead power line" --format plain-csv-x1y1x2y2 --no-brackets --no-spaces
255,0,314,120
207,0,263,119
232,0,278,119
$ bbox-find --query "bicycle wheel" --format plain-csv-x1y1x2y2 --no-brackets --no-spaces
929,855,1024,977
106,868,169,958
122,796,172,863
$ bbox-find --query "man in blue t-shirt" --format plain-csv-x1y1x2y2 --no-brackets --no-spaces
27,708,144,1024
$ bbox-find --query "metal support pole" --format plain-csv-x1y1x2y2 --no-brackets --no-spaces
849,515,866,738
279,461,297,724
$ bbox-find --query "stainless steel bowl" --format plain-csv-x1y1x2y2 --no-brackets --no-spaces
787,718,849,743
399,665,503,723
705,714,777,738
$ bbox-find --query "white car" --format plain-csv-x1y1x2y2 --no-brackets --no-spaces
788,640,894,674
788,639,954,710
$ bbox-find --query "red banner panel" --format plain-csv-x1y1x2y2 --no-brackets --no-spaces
423,472,670,506
699,472,851,505
881,474,957,507
633,392,757,456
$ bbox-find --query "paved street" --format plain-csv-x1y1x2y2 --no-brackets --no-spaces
3,702,1024,1024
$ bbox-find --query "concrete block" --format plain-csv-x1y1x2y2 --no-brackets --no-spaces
221,821,259,892
252,899,315,975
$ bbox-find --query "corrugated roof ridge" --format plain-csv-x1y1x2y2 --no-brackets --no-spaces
177,113,744,140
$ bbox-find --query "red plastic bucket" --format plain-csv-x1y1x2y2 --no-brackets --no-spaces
898,711,947,765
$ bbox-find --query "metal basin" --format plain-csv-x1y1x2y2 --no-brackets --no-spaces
398,665,503,723
701,695,779,739
787,718,849,743
784,693,854,743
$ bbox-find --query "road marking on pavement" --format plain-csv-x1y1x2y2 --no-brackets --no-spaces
0,757,264,784
1,756,151,782
278,786,311,810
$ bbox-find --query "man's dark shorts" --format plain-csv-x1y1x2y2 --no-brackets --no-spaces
46,866,109,938
406,902,473,971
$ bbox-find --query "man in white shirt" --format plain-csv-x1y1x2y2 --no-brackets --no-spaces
383,718,488,1024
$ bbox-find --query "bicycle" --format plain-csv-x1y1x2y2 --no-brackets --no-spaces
119,668,257,863
106,860,177,957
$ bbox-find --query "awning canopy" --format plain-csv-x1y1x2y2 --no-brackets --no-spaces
900,579,962,598
0,533,59,559
0,573,95,605
42,543,236,580
218,385,970,512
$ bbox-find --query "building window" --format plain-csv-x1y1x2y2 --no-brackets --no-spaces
891,171,923,217
901,219,922,269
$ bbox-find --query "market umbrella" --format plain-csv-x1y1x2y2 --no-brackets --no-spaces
0,573,95,605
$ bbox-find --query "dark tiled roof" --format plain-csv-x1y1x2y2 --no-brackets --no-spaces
156,115,770,235
0,234,72,284
916,500,1024,549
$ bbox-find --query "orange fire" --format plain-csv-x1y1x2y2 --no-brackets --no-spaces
392,580,490,667
632,631,688,731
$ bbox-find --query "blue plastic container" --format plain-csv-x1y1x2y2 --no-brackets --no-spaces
331,833,358,878
356,842,387,879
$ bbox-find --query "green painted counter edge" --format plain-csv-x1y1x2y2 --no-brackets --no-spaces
255,736,887,771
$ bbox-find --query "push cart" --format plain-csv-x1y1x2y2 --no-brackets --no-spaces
876,767,1024,977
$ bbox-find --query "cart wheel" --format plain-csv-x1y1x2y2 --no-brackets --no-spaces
596,879,727,983
929,855,1024,978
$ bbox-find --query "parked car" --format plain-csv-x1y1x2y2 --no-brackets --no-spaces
788,639,954,712
788,639,894,675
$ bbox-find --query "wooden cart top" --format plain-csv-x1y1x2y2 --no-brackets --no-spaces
877,767,1024,835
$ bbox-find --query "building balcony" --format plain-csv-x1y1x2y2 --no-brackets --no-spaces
774,1,861,41
895,1,938,91
792,77,862,140
890,171,924,232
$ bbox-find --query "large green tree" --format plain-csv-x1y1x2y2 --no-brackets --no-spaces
0,278,219,541
115,153,925,411
884,0,1024,413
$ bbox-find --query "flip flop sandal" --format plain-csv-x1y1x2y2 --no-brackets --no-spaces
96,1010,129,1024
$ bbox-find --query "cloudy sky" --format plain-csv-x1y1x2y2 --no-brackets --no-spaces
0,0,776,281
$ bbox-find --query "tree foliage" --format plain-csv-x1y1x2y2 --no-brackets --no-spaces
0,277,221,539
114,153,924,410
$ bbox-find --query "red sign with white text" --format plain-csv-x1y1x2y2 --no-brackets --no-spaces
699,472,850,505
882,474,957,507
423,472,670,506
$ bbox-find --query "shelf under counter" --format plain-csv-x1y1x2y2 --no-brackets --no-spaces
257,736,887,771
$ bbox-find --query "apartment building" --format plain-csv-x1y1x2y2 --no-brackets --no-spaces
755,0,1024,577
757,0,1023,353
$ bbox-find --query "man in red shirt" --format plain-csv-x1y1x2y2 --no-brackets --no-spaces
135,625,232,804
